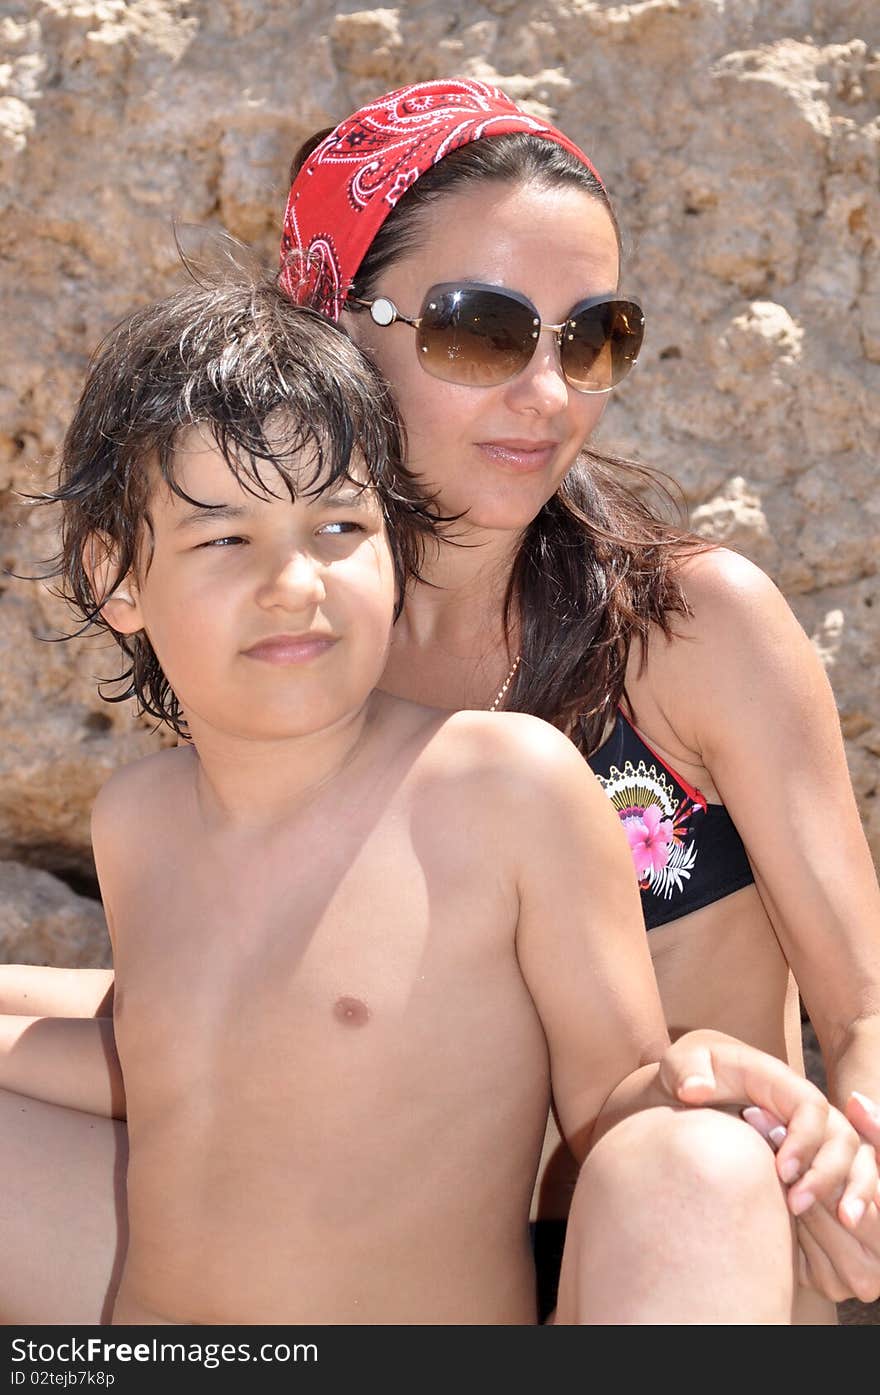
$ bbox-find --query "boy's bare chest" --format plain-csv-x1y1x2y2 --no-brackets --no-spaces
110,804,530,1111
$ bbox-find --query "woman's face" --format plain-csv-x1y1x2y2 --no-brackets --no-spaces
349,178,622,534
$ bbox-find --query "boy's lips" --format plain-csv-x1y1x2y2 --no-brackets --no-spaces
243,633,338,664
476,439,561,472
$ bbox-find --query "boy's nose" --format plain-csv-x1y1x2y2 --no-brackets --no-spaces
256,550,326,609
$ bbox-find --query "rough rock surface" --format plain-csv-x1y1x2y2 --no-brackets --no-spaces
0,858,109,965
0,0,877,1323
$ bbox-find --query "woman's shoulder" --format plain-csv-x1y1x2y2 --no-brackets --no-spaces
673,545,784,625
649,546,804,676
634,545,818,747
631,547,788,687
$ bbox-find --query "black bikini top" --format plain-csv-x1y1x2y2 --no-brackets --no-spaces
587,709,755,930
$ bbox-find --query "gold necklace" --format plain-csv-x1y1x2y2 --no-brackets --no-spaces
488,654,521,712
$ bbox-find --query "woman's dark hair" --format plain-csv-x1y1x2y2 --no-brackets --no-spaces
45,275,439,735
290,130,711,752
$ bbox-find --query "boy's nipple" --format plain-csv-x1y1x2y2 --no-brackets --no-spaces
333,995,371,1027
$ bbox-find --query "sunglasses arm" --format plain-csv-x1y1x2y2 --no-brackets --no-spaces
345,295,419,329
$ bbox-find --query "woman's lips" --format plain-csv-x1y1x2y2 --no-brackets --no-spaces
476,440,559,472
243,635,337,665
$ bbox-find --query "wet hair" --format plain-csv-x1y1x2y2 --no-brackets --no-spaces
45,275,438,735
289,130,711,752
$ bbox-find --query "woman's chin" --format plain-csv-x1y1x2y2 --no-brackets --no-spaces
429,478,561,536
459,495,558,535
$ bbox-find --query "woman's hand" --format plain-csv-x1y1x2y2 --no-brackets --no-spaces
846,1090,880,1157
796,1193,880,1303
659,1032,879,1233
731,1090,880,1303
798,1091,880,1303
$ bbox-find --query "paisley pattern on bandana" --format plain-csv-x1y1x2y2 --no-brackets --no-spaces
280,78,602,321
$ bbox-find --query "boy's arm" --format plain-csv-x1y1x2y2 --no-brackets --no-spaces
0,1012,125,1118
509,717,876,1228
508,716,670,1164
0,763,139,1122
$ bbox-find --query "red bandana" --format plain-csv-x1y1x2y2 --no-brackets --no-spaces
279,78,602,322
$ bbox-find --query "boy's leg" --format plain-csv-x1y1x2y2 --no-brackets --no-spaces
0,965,114,1017
554,1106,797,1324
0,1086,126,1323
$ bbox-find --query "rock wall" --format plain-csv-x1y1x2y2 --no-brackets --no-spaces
1,0,878,965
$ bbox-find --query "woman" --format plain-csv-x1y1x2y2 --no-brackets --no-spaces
2,77,879,1324
280,79,880,1318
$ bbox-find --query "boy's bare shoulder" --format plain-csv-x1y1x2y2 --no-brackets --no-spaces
404,707,622,882
91,744,195,842
415,708,592,808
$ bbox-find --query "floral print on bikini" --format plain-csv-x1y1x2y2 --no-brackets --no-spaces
587,710,755,931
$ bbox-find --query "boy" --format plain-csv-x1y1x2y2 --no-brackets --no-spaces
2,279,860,1325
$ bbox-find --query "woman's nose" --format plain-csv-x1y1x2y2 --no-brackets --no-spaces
504,335,570,415
256,549,326,609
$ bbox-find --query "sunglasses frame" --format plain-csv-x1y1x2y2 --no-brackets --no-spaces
346,281,645,394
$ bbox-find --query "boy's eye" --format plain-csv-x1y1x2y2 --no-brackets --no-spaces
317,520,364,536
199,536,246,548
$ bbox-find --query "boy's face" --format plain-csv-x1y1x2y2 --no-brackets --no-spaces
102,426,397,742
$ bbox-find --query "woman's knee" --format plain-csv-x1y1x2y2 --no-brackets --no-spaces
560,1108,796,1322
577,1106,785,1220
0,1086,126,1323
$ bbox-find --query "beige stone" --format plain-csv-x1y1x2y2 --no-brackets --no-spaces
0,860,109,967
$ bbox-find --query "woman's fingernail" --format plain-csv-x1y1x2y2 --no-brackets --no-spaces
742,1107,767,1130
779,1156,801,1183
851,1091,880,1122
768,1126,788,1148
842,1196,866,1227
790,1189,815,1216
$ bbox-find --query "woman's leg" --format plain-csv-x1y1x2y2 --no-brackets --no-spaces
0,965,114,1017
0,1086,126,1323
555,1106,797,1324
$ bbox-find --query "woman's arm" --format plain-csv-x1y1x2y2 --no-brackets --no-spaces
650,548,880,1298
0,964,114,1017
661,549,880,1107
0,1013,125,1118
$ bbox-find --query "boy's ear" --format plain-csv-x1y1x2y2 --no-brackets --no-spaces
83,533,145,636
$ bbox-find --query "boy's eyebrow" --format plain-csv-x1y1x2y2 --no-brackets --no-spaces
320,486,375,509
174,487,374,529
174,502,251,530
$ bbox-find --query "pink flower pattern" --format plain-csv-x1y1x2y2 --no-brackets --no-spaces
623,804,675,881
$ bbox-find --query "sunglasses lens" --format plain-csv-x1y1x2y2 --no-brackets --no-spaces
416,287,535,386
562,299,645,393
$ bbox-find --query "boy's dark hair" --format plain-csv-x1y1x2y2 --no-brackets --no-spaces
48,276,438,735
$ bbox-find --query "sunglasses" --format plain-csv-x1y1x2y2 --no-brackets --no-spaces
346,282,645,394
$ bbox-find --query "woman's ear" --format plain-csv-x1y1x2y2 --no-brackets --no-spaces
83,533,145,636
